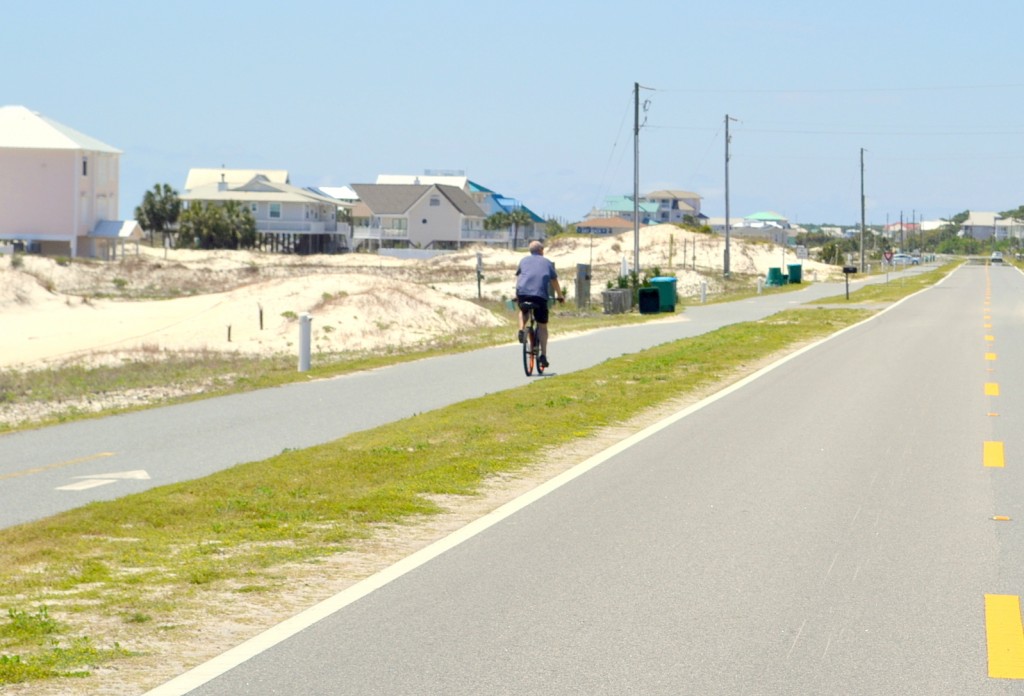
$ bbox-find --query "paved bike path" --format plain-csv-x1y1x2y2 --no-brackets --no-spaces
0,272,914,528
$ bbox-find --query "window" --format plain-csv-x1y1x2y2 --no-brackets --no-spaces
269,203,281,219
430,196,440,207
82,157,88,176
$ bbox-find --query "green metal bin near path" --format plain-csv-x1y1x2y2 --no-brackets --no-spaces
787,263,803,284
649,276,678,312
766,267,785,286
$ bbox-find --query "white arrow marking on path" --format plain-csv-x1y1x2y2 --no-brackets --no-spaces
56,470,151,491
57,479,118,491
74,470,151,480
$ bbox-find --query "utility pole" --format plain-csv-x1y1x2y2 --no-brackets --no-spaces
633,82,640,278
724,114,738,278
860,148,866,271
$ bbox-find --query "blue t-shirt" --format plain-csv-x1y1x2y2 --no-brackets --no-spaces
515,253,557,298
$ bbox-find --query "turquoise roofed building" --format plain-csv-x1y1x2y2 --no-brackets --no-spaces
744,211,790,228
586,195,660,224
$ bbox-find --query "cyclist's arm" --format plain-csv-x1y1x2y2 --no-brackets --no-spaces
550,278,565,302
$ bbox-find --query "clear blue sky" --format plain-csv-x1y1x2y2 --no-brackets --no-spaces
4,0,1023,227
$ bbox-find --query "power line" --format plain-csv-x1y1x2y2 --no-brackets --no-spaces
650,83,1024,95
646,123,1024,136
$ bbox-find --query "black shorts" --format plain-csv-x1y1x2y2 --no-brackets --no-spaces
517,295,549,324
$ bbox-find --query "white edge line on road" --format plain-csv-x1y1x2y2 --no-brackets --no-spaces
143,283,931,696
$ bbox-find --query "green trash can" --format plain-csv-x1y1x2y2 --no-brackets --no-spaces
638,287,660,314
649,276,677,312
787,264,803,284
766,267,784,286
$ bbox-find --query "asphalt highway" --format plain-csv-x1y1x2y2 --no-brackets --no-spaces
139,262,1024,694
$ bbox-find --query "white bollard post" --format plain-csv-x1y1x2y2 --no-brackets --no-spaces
757,278,764,295
298,313,312,372
700,280,707,304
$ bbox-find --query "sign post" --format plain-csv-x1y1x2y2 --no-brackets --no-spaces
842,266,857,300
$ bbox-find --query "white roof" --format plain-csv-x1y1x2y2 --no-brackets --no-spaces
376,173,469,188
181,175,340,206
0,105,121,152
185,168,289,191
317,185,359,201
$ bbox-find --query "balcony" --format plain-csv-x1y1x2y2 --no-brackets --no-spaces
353,225,410,241
460,227,509,242
255,221,334,234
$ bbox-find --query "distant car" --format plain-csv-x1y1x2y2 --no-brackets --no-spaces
890,253,919,265
991,251,1004,263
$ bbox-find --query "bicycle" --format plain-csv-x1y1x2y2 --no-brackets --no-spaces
519,300,545,376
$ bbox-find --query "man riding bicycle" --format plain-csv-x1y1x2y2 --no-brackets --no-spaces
515,240,564,368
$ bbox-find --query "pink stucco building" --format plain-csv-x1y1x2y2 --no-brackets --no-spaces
0,105,140,258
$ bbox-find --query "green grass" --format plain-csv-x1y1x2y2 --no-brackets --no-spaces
0,306,874,686
808,262,959,304
685,273,811,305
0,261,956,687
0,606,133,683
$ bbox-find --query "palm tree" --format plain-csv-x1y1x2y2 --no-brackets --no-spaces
485,207,534,250
134,183,181,246
223,201,256,249
484,211,511,247
506,208,533,249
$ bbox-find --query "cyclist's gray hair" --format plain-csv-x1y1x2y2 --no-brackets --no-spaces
528,240,543,254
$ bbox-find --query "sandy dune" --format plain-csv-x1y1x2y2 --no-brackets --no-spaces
0,225,837,370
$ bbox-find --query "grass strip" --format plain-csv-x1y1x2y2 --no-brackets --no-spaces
0,306,873,685
809,262,959,304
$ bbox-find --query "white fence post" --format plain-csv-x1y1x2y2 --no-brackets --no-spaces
298,313,312,372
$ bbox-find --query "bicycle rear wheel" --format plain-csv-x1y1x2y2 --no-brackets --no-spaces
522,326,535,376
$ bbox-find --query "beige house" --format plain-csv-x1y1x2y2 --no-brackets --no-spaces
350,183,487,250
0,105,141,258
375,173,544,245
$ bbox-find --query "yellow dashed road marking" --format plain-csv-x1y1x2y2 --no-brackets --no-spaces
985,441,1006,468
986,594,1024,679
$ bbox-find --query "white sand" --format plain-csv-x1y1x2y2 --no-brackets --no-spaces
0,224,839,370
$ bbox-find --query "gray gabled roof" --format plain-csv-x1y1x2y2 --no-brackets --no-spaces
434,184,486,216
0,105,121,152
351,183,485,217
351,184,428,214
